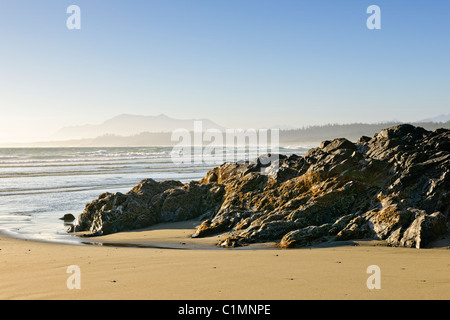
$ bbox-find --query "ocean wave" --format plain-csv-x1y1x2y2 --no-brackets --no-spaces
0,155,172,165
0,146,303,166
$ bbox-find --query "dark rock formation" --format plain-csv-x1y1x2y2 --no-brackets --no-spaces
60,214,76,222
69,179,224,236
69,124,449,249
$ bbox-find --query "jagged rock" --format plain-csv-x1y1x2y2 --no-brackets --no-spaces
386,210,447,248
69,178,224,236
280,224,332,248
70,124,449,248
217,236,246,248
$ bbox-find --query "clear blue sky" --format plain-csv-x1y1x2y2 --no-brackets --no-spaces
0,0,449,142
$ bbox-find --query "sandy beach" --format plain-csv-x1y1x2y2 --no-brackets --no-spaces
0,220,449,300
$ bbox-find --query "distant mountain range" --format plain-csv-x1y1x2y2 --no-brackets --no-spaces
3,114,450,147
420,114,450,123
52,114,225,141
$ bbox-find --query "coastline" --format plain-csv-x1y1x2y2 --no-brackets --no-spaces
1,222,449,300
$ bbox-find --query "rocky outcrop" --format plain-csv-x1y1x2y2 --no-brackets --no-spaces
69,179,225,236
69,124,449,249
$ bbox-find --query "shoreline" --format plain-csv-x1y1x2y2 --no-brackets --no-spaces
75,219,281,251
1,221,449,300
2,217,450,251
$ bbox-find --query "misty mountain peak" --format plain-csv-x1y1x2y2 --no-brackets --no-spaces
53,114,225,141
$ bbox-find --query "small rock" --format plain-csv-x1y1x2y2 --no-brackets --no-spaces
59,214,76,222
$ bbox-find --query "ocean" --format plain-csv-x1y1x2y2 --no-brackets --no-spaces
0,146,307,245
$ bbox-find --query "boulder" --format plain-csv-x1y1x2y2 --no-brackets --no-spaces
60,214,76,222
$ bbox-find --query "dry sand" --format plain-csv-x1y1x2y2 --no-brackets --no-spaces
0,220,449,300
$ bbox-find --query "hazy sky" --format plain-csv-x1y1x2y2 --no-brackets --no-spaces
0,1,449,142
